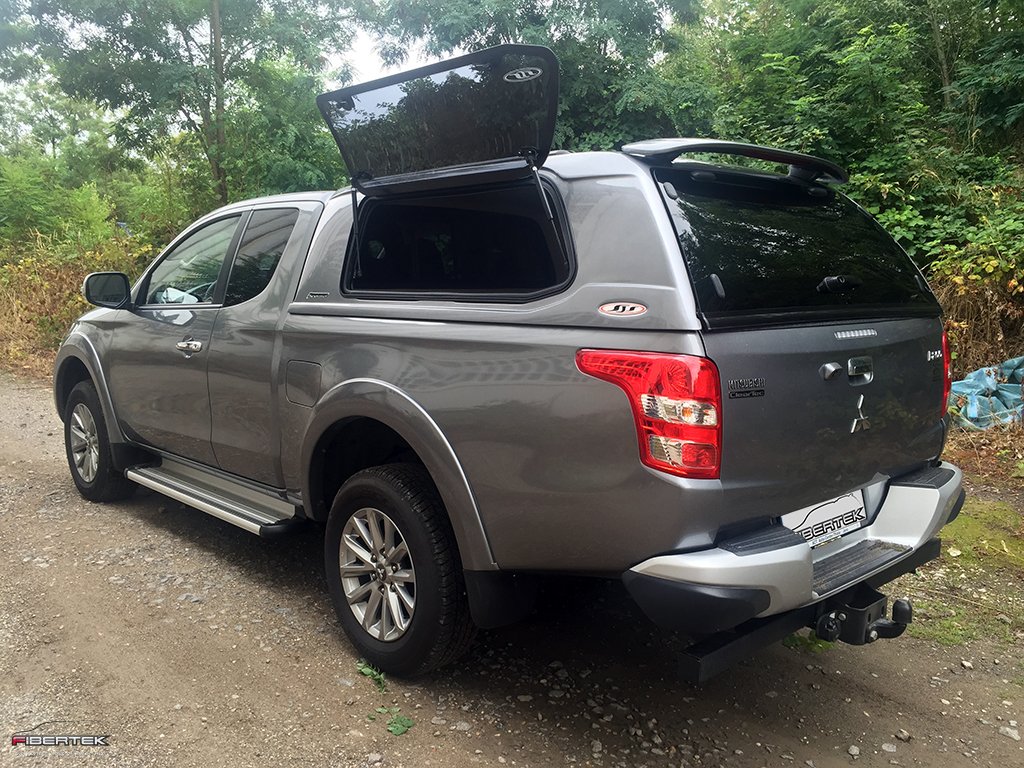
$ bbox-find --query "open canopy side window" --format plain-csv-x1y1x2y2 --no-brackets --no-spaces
318,45,560,196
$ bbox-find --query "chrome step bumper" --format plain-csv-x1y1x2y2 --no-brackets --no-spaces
624,461,964,631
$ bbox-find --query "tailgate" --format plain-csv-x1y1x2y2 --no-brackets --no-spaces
703,318,946,519
650,159,947,520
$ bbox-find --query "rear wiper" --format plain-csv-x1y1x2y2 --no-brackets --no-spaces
816,274,863,294
695,273,726,306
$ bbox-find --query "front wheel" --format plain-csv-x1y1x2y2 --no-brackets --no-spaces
63,381,136,502
324,463,475,676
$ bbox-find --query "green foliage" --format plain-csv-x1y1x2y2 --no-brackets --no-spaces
0,153,117,250
386,713,415,735
2,0,353,204
367,704,414,734
0,234,152,372
364,1,690,149
905,497,1023,646
356,659,388,693
782,629,835,653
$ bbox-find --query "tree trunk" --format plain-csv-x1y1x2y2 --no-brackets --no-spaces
210,0,229,205
927,4,953,111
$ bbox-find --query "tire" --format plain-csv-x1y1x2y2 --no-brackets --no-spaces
324,463,476,676
63,381,136,502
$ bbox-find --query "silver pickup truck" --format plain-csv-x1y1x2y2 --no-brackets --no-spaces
55,45,963,681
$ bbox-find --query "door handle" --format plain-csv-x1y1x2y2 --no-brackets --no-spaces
847,355,873,385
176,339,203,355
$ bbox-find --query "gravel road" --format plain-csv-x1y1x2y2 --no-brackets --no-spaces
1,372,1021,767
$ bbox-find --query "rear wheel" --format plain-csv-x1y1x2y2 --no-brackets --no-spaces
63,381,136,502
325,463,475,676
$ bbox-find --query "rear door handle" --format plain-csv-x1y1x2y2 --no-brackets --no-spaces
847,355,873,384
176,339,203,356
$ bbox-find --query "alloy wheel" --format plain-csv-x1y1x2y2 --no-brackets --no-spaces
69,403,100,483
340,507,416,641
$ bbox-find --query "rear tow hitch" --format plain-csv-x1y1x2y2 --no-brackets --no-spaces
815,585,913,645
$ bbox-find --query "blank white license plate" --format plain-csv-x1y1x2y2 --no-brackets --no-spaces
781,491,867,548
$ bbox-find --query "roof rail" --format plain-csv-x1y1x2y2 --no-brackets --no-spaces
620,138,848,184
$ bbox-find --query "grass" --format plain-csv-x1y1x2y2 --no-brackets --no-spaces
902,498,1024,646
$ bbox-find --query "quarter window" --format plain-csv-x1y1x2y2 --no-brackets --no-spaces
144,216,241,305
346,183,571,297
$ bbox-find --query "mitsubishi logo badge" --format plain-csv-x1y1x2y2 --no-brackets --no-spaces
850,394,871,433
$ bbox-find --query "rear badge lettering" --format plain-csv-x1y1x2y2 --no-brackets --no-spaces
727,377,766,399
926,349,942,361
598,302,647,317
503,67,543,82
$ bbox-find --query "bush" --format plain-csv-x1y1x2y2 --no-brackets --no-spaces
0,234,151,375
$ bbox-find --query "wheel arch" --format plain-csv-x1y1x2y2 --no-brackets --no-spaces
54,336,121,445
302,378,496,572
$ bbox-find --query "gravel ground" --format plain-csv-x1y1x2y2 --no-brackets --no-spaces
1,371,1022,767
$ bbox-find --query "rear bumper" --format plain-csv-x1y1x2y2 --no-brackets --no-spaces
624,461,964,634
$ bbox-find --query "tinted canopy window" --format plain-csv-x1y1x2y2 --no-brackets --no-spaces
656,168,939,325
347,184,570,297
318,45,558,193
224,208,299,305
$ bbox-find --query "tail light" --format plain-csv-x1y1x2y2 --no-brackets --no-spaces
576,350,722,479
941,329,952,418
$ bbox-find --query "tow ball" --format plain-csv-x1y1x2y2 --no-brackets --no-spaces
814,585,913,645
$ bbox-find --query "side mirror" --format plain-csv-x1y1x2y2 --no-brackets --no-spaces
82,272,131,309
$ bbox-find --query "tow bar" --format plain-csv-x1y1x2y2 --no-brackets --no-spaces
679,538,938,683
814,585,913,644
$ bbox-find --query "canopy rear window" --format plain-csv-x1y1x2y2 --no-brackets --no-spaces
318,45,559,196
655,167,940,327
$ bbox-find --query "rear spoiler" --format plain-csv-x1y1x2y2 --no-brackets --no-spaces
621,138,848,184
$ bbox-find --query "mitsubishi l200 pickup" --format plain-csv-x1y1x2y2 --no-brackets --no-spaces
55,45,963,680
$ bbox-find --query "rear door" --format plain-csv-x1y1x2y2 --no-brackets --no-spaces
656,166,946,520
206,204,318,486
317,44,559,196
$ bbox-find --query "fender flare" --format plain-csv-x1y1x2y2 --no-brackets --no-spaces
53,332,126,449
301,378,496,571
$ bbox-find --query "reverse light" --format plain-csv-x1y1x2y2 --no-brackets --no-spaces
941,329,952,418
576,350,722,479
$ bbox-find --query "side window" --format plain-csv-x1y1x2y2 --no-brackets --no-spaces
346,183,571,297
144,216,241,305
224,208,300,306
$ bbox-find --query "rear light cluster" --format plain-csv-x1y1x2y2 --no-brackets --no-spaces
941,329,952,418
576,350,722,479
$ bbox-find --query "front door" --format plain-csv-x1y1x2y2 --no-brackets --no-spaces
106,214,244,465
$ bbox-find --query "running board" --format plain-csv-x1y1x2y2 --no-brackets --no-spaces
126,462,298,538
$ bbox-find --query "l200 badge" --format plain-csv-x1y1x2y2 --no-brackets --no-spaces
598,302,648,317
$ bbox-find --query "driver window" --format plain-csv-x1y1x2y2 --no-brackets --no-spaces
144,216,241,305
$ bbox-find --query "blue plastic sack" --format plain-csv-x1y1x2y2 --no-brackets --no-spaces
948,356,1024,429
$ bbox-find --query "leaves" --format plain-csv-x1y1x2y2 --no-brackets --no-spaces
356,659,388,693
386,714,415,735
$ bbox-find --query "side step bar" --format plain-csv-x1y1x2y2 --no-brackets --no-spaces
126,464,299,538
